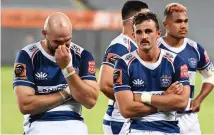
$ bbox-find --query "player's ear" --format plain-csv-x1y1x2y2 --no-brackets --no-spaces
41,29,47,38
157,29,161,38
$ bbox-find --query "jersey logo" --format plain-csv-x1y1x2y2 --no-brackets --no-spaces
14,63,27,79
132,79,144,87
71,44,81,56
180,64,189,78
28,45,37,52
106,53,120,65
88,60,96,74
160,75,172,87
113,69,122,84
35,72,48,80
188,58,197,68
165,52,174,59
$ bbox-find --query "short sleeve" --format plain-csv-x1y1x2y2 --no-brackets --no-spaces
197,43,211,70
102,44,128,67
79,50,96,81
173,56,190,86
13,50,35,89
113,58,131,93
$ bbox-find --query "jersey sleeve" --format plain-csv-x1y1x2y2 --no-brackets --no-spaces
102,44,128,68
13,50,35,89
173,56,190,86
113,58,131,93
197,43,211,70
79,50,96,81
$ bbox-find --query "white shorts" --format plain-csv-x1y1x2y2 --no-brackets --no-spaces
24,120,88,135
103,120,130,135
128,129,179,135
177,112,201,135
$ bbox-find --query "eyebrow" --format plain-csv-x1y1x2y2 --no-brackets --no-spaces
53,38,72,43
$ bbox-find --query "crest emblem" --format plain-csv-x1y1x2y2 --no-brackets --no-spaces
160,75,172,87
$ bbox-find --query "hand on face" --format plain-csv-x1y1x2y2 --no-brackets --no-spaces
55,45,71,69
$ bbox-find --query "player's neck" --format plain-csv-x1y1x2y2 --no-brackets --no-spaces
163,34,184,48
138,46,160,63
122,25,135,41
41,40,55,56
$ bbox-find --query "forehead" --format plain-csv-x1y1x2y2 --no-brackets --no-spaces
48,28,72,40
171,11,188,20
134,20,156,30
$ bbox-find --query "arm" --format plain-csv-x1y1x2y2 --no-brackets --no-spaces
115,90,157,118
14,86,70,115
65,66,99,109
98,65,115,100
191,63,214,112
191,45,214,112
55,45,99,109
99,44,128,100
150,85,190,111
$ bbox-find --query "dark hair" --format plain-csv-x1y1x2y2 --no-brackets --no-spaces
122,0,149,20
133,12,159,30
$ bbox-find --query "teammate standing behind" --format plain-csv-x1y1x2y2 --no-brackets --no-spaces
98,1,149,134
114,12,190,134
158,3,214,134
13,12,99,134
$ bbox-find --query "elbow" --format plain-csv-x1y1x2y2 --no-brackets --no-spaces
177,98,189,111
19,105,35,115
100,84,109,94
84,96,98,109
119,106,133,118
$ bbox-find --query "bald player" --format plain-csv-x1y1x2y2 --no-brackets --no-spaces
13,12,99,134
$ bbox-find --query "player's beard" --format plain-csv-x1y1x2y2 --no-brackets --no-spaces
47,40,56,55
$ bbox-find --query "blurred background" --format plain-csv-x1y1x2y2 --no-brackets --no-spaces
1,0,214,134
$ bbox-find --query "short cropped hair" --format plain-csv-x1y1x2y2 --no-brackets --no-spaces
133,12,160,30
122,0,149,20
164,3,187,17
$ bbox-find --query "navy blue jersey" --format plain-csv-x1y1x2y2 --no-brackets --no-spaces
113,49,190,133
102,33,138,123
158,37,212,105
13,41,96,125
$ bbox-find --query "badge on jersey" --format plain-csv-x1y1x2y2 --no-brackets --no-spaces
160,75,172,87
14,63,27,79
88,60,96,74
180,64,189,78
113,69,122,84
188,58,197,68
106,53,120,65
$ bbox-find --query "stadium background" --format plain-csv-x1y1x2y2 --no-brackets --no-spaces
1,0,214,134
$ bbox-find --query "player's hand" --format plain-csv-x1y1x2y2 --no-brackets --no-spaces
164,81,183,95
133,93,142,102
55,45,71,69
190,99,201,112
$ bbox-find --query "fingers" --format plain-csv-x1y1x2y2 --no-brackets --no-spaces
172,83,184,95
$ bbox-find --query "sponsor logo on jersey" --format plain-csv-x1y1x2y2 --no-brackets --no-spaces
106,53,120,65
14,63,27,79
132,79,144,87
28,45,37,52
165,52,174,59
125,54,133,61
35,72,48,80
180,64,189,78
188,58,197,68
71,44,81,55
38,85,68,93
160,75,172,87
88,60,96,74
113,69,122,84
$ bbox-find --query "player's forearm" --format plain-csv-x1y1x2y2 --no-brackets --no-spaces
119,101,157,118
100,84,115,100
66,70,98,109
195,83,213,102
21,91,67,115
151,94,188,111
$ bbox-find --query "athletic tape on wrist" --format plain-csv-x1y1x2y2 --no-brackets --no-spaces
141,93,152,105
59,91,66,102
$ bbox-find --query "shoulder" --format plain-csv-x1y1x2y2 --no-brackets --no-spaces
70,42,85,56
120,51,136,65
162,49,178,62
108,34,133,50
20,42,40,57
